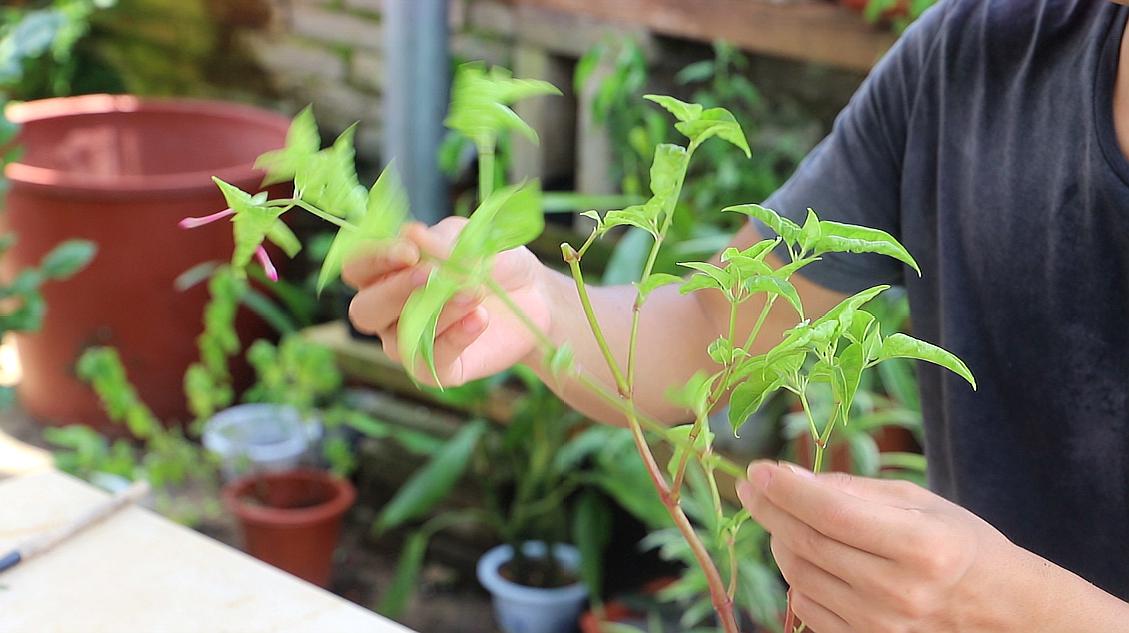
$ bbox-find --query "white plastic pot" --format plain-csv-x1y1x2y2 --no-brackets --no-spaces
477,541,589,633
202,404,322,480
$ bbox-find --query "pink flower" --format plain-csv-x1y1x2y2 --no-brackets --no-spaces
178,208,234,229
255,246,278,282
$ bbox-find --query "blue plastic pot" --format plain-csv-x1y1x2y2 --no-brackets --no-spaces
476,541,589,633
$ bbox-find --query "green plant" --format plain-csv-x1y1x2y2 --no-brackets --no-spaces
0,1,101,407
192,62,975,633
0,235,95,408
859,0,938,32
373,369,669,617
0,0,120,101
58,265,408,513
574,41,819,285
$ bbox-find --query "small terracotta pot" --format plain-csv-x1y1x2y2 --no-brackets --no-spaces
222,468,356,587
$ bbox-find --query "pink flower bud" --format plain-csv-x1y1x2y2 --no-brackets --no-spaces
255,246,278,282
178,208,234,229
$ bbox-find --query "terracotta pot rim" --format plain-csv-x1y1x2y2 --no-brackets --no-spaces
222,468,356,527
3,94,290,197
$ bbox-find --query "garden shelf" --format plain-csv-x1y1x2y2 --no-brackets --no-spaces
512,0,897,72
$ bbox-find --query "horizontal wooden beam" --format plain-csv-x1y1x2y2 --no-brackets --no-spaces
513,0,895,72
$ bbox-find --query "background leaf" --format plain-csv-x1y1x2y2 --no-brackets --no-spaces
374,420,486,533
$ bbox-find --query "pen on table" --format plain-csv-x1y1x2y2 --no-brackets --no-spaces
0,479,150,574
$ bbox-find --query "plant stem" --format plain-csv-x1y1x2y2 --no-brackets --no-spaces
285,199,360,232
563,247,629,396
727,534,738,600
672,299,740,495
473,272,747,480
741,296,777,354
478,140,496,203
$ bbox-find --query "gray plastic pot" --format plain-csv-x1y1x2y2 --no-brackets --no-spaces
477,542,589,633
202,404,322,480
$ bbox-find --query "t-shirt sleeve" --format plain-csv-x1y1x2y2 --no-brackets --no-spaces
755,3,949,294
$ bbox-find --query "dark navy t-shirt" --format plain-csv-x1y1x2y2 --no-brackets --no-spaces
759,0,1129,599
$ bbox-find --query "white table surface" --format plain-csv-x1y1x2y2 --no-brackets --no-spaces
0,470,413,633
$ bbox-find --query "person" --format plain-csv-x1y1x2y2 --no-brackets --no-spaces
344,0,1129,629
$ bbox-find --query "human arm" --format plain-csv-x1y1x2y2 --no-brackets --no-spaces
344,218,847,425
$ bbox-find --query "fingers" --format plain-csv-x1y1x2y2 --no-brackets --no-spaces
791,591,852,633
771,538,858,627
405,217,464,259
737,478,892,586
393,307,489,386
348,268,429,335
342,240,420,289
342,217,465,290
745,461,917,558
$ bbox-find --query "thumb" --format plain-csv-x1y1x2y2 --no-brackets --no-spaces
760,461,924,506
404,217,465,260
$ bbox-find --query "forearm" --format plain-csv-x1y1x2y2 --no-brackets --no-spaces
1012,544,1129,631
518,223,846,426
521,266,720,424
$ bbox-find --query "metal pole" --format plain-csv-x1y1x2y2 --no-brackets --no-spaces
383,0,449,224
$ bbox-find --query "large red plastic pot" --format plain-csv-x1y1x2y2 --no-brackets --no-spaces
222,468,356,587
2,95,290,429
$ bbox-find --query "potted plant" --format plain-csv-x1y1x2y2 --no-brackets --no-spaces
0,4,289,428
55,260,403,585
368,369,668,633
193,61,976,633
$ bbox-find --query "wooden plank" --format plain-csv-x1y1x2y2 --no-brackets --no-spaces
513,0,896,72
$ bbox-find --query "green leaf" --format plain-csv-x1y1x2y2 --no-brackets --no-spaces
548,344,574,379
666,371,715,416
679,262,732,294
723,204,801,246
213,177,285,270
707,337,734,365
376,530,429,618
445,62,561,147
811,285,890,342
39,240,95,280
265,222,301,258
255,105,320,186
317,162,410,293
847,433,880,477
799,209,822,253
603,203,660,238
450,181,544,265
675,107,751,157
397,274,458,386
297,125,367,219
573,491,612,600
729,365,786,435
635,272,681,301
374,420,486,533
666,422,715,480
579,209,605,234
878,333,976,389
814,220,921,275
643,94,703,123
833,342,865,423
745,275,802,316
649,143,689,201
